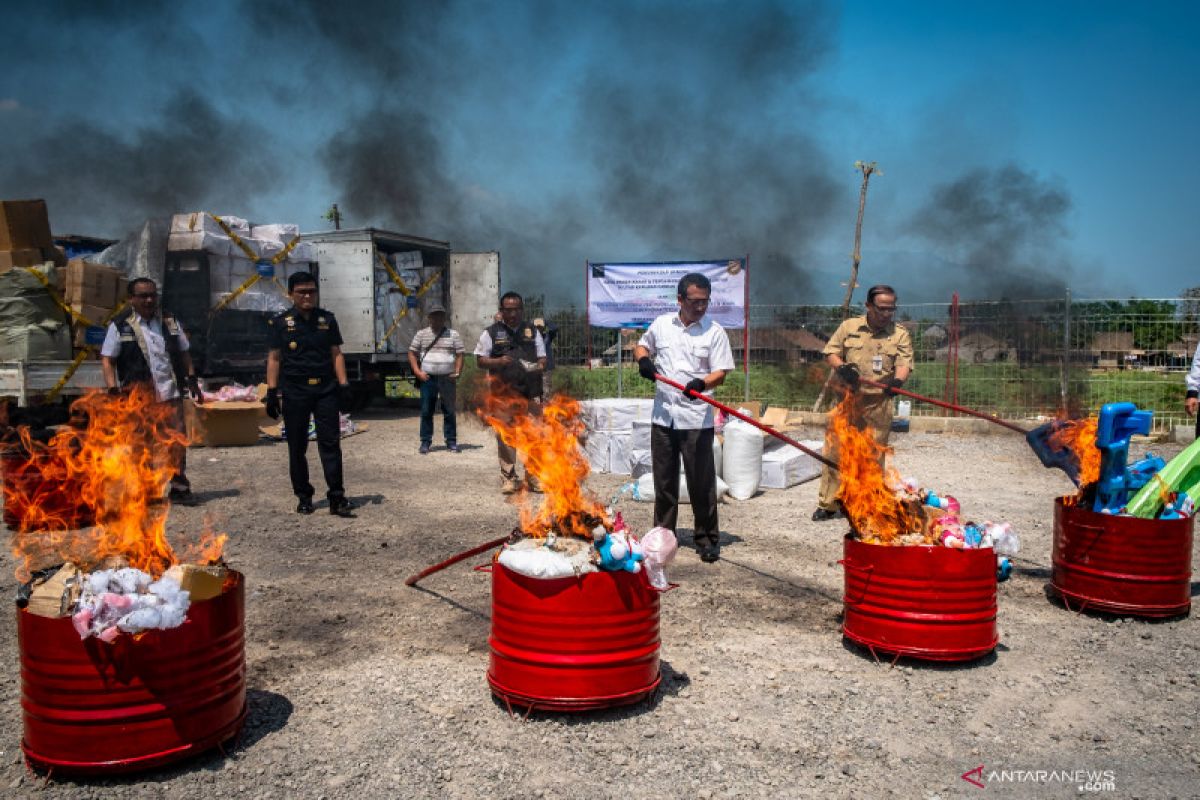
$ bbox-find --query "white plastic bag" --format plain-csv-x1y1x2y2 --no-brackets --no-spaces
722,417,764,500
640,527,678,589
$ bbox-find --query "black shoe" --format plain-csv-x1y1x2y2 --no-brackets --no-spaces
698,541,721,563
330,498,356,518
296,497,315,515
169,488,197,506
811,507,842,522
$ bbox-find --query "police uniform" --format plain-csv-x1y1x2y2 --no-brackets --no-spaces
816,315,914,512
267,306,346,504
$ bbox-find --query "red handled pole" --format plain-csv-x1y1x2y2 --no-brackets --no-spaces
654,374,838,471
857,378,1028,434
405,535,510,587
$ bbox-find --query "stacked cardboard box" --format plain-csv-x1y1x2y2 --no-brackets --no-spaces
65,258,124,352
0,199,66,273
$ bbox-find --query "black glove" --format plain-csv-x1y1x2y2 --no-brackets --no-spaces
186,374,203,403
684,378,706,398
883,377,904,397
107,386,121,396
264,388,280,420
337,383,354,413
835,363,860,389
638,356,656,382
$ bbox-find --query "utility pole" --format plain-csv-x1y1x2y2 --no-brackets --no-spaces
839,161,880,317
323,203,343,230
813,160,882,412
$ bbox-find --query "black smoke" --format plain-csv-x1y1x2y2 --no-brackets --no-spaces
910,163,1073,299
1,90,278,238
286,0,843,304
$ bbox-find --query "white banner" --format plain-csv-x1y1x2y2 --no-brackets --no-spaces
587,259,747,329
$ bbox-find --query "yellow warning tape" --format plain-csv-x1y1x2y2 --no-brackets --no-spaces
207,218,305,312
379,269,443,346
375,249,412,296
20,265,129,404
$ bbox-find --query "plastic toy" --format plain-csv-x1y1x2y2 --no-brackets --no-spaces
1092,402,1156,513
592,525,645,573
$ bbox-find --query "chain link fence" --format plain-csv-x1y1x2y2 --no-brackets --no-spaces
531,296,1200,432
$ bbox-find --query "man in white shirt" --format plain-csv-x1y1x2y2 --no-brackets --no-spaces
634,273,735,562
408,304,465,454
100,277,203,505
1186,340,1200,438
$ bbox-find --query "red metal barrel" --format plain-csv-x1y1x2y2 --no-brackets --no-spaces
488,563,662,711
2,447,92,531
841,536,998,662
19,571,246,774
1052,497,1193,618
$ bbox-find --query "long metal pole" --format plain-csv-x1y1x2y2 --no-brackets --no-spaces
743,253,751,402
654,374,837,470
617,328,623,398
1061,288,1071,410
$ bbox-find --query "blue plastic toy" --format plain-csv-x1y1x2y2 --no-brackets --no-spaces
593,529,645,573
1092,402,1159,513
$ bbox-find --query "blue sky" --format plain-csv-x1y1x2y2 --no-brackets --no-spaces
1,0,1197,306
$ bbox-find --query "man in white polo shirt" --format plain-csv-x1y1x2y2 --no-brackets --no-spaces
634,272,735,563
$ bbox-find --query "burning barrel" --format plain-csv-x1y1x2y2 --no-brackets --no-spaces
840,536,999,662
1051,497,1193,618
19,571,246,774
488,563,663,711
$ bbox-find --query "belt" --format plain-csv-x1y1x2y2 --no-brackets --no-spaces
285,376,331,386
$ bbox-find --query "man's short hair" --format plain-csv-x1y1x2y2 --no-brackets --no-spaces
677,272,711,298
127,277,156,296
866,284,897,305
500,291,523,308
288,271,317,292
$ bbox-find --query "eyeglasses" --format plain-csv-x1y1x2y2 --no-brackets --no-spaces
293,289,317,296
870,304,897,314
682,296,710,306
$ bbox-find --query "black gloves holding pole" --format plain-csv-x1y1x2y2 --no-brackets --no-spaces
684,378,706,397
835,363,860,389
264,388,280,420
883,377,904,397
637,356,656,382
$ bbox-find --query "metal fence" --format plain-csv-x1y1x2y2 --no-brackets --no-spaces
532,296,1200,432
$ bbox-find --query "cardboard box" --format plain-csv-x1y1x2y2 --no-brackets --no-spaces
186,399,264,446
25,563,81,618
0,248,44,273
0,199,54,252
65,258,123,309
164,563,228,602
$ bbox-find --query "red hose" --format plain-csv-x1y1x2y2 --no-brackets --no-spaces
405,535,510,587
654,374,838,470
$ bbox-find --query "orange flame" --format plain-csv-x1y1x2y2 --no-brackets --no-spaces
829,393,925,544
476,380,609,538
7,386,226,581
1048,415,1100,490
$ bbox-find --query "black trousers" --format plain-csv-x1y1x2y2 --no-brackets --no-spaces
651,423,719,547
281,379,344,501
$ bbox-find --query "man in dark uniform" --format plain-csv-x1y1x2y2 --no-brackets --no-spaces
473,291,546,493
263,271,355,517
100,277,203,505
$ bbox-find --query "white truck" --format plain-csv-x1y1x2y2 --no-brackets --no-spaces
299,228,499,403
1,226,499,408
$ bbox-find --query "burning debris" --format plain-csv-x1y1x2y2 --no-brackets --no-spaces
8,387,230,638
479,386,677,587
830,393,1020,576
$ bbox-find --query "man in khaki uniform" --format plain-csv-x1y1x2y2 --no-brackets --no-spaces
812,284,913,521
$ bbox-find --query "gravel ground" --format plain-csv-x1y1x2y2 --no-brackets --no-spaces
1,406,1198,799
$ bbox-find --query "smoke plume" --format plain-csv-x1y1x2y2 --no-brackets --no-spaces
910,163,1073,299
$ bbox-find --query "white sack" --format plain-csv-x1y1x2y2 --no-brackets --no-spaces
633,470,727,504
631,419,653,451
759,441,824,489
723,417,763,500
607,432,632,475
